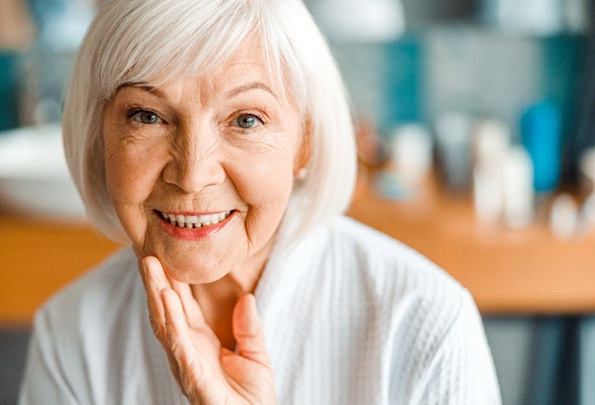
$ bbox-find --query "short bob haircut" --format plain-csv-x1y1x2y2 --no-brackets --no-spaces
63,0,356,245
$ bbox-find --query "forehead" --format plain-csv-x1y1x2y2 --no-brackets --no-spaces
199,39,296,109
207,39,273,88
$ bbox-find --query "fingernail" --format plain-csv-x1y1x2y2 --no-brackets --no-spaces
247,294,261,320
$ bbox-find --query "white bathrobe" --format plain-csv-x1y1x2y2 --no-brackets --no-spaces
19,216,501,404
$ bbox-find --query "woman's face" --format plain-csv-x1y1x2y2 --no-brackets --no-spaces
102,40,308,284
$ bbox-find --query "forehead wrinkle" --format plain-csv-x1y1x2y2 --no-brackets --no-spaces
114,82,164,99
226,82,277,100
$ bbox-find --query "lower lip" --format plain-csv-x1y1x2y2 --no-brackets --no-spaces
155,211,235,241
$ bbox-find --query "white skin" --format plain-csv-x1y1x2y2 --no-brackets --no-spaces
102,38,309,404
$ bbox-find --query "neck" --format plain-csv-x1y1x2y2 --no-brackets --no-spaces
190,237,274,349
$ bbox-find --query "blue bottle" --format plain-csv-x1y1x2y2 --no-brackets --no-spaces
521,101,562,193
0,52,20,131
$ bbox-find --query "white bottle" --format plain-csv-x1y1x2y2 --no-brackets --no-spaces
472,120,510,224
390,124,433,193
502,145,535,228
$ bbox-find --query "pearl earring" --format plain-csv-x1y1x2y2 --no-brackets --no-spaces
295,168,308,181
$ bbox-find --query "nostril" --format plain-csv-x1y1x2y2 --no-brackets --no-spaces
161,153,226,194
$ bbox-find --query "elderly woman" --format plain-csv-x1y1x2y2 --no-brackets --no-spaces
19,0,501,403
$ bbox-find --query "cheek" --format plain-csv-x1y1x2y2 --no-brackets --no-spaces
103,146,164,243
105,152,146,205
235,165,294,247
230,145,296,205
104,154,128,201
104,133,166,203
232,156,294,248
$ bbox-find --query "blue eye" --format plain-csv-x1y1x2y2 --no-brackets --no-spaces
132,111,160,124
235,114,260,129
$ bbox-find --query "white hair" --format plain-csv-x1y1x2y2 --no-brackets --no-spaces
63,0,357,245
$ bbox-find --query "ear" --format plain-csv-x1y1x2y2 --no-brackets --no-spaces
293,118,311,175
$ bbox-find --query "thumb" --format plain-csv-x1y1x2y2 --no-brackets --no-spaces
232,294,270,367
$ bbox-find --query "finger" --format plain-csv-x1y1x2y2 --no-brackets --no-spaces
232,294,271,367
162,288,208,394
162,288,194,354
141,256,172,341
168,278,206,329
144,256,172,291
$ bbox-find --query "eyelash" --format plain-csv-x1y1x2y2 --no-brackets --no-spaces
126,108,162,125
124,106,267,131
231,112,266,131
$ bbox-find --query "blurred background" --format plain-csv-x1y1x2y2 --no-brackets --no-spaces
1,0,595,404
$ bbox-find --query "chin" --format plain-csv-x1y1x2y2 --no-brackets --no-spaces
159,255,230,285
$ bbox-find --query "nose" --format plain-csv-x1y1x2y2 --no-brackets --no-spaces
162,126,226,194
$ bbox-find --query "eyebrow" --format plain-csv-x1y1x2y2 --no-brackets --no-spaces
227,82,277,99
121,83,163,96
119,81,277,100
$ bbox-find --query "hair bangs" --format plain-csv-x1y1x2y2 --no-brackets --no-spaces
94,0,266,101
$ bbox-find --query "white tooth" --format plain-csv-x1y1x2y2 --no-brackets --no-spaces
161,212,233,227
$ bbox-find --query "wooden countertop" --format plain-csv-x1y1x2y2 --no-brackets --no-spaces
0,215,120,327
347,171,595,315
2,172,595,327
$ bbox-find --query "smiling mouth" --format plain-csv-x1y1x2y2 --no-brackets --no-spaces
158,210,233,229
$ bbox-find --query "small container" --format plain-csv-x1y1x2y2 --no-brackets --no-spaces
375,123,433,200
579,147,595,192
390,124,433,189
502,145,535,228
473,120,511,168
550,193,578,239
0,52,21,131
472,120,511,224
521,101,562,194
435,111,473,193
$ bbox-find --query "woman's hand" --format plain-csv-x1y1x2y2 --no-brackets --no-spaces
138,255,276,405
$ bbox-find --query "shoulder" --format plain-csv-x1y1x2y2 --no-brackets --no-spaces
325,216,478,349
290,216,477,342
325,216,467,301
321,218,499,401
